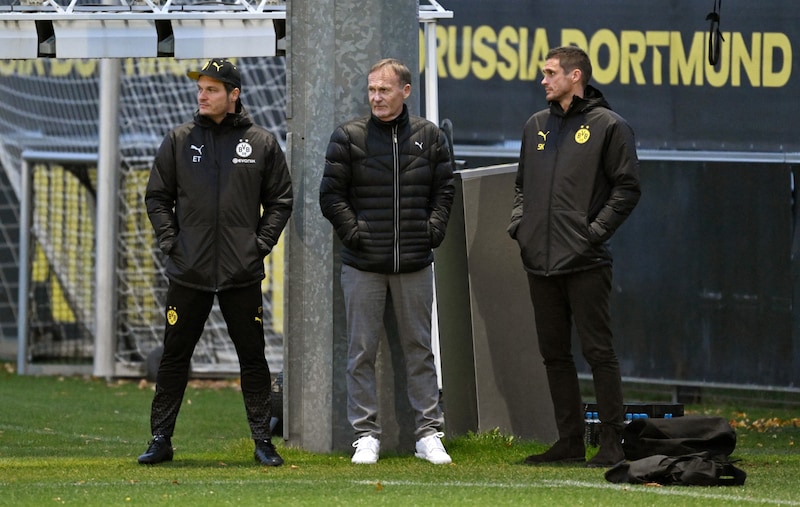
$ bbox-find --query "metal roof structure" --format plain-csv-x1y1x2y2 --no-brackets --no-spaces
0,0,452,59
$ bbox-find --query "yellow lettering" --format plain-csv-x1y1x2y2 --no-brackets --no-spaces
33,59,47,75
447,25,471,79
528,28,550,81
171,59,197,79
589,29,619,85
14,59,47,76
706,31,731,88
50,59,73,77
123,57,137,76
74,59,96,77
0,60,15,76
472,25,497,80
429,24,790,89
646,31,670,85
731,32,759,87
670,32,704,85
560,28,587,50
436,25,448,78
419,29,425,71
497,26,519,81
137,58,158,77
621,30,647,84
762,32,792,87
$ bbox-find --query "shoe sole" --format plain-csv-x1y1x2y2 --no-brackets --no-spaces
523,457,585,465
137,456,173,465
414,453,452,465
351,450,379,464
586,459,624,468
351,458,378,464
256,460,284,466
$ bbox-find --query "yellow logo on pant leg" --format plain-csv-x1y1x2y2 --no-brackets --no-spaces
167,306,178,326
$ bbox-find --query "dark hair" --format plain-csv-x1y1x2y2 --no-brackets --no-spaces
546,46,592,87
369,58,412,87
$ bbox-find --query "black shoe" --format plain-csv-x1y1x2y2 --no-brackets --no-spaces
586,428,625,468
254,439,284,467
586,444,624,468
524,436,585,465
138,436,173,465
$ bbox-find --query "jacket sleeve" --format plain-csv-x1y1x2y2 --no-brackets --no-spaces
257,136,293,256
145,133,179,255
507,135,526,240
590,119,641,242
319,126,360,249
428,127,455,249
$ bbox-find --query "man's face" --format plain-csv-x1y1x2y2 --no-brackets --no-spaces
196,75,239,123
368,67,411,121
541,57,578,107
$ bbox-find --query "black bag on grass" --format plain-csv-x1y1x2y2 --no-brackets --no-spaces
621,415,737,461
608,415,746,486
605,451,746,486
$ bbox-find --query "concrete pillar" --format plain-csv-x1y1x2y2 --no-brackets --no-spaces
285,0,420,453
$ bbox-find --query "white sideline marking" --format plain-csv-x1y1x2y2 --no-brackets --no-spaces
353,479,800,506
0,423,131,443
4,476,799,505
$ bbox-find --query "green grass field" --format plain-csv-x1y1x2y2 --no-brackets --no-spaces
1,361,798,506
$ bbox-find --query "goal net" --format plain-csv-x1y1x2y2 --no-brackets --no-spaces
0,57,288,376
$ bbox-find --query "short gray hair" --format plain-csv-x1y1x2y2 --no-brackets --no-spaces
369,58,412,87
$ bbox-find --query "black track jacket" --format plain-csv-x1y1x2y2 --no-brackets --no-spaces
145,105,293,291
508,86,641,276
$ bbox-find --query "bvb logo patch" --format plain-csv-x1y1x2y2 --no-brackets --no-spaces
236,139,253,158
167,306,178,326
575,125,591,144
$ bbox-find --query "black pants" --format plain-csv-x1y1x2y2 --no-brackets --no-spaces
527,266,624,439
149,282,273,440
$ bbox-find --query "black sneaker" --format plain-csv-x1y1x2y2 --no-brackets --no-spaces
137,436,173,465
254,439,284,467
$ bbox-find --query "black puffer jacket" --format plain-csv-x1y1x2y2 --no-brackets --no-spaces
145,104,293,291
320,105,454,274
508,86,640,276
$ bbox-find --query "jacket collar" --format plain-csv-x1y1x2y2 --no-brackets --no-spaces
369,104,410,129
194,101,253,129
549,85,611,116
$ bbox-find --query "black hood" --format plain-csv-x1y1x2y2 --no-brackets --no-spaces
551,84,612,116
193,102,254,129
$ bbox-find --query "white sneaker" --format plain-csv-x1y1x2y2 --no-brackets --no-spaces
415,432,452,464
351,435,380,464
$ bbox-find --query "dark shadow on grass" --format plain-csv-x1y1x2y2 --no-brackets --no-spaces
137,458,265,469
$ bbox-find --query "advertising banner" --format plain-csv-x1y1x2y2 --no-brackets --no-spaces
430,0,799,153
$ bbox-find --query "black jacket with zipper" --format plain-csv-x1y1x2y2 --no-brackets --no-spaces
320,105,454,274
145,104,293,292
508,85,641,276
